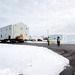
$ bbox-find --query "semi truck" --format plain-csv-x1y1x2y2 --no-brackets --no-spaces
0,22,29,43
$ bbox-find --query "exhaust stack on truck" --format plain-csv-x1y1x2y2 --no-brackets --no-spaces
0,22,29,43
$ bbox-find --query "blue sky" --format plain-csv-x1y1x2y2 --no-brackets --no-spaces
0,0,75,36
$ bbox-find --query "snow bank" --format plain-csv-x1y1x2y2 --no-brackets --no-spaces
25,41,47,43
0,44,69,75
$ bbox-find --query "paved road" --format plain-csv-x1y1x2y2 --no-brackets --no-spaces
11,42,75,57
13,42,75,51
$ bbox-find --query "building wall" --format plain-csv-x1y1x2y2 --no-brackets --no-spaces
49,35,63,40
49,34,75,41
12,22,29,39
0,25,12,40
63,34,75,41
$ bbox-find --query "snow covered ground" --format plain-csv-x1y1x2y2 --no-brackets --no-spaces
0,44,69,75
25,40,47,43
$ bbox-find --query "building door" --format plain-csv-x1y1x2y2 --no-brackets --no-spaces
8,36,11,39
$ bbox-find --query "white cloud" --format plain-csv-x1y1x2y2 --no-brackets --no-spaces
0,0,75,36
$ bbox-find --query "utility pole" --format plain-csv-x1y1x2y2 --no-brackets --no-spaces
47,29,49,37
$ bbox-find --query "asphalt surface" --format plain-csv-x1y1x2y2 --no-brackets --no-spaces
13,42,75,51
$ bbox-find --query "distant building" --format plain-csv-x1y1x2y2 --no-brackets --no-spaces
62,34,75,41
49,34,63,40
49,34,75,41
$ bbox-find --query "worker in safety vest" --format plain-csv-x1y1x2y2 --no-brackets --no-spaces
47,37,50,46
57,36,60,46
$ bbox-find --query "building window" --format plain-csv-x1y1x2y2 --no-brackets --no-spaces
26,28,27,30
1,35,2,38
8,35,11,39
20,27,23,30
26,34,27,36
54,38,55,39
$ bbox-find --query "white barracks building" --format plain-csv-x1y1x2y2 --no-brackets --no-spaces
0,22,29,40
